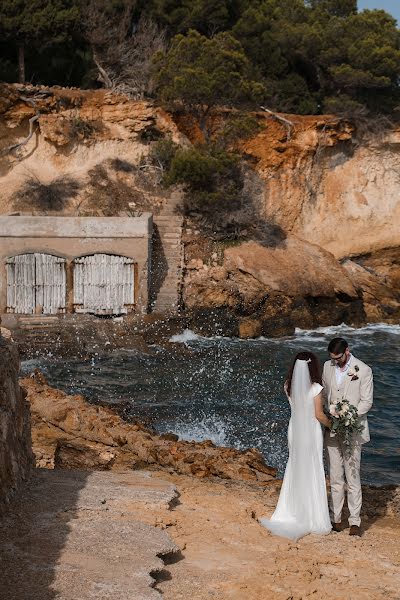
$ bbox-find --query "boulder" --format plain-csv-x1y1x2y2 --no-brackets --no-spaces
224,239,357,299
184,238,363,337
343,258,400,322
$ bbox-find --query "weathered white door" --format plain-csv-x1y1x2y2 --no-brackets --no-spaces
6,253,66,314
73,254,135,314
6,254,35,314
35,253,67,314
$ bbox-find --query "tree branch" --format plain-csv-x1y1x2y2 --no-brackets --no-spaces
2,94,41,156
92,50,113,89
84,2,165,99
260,106,294,141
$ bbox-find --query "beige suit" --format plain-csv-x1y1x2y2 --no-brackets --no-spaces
322,356,373,526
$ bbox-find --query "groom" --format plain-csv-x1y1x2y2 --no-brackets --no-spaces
322,337,373,536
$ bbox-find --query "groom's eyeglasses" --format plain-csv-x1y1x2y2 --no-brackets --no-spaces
330,351,346,362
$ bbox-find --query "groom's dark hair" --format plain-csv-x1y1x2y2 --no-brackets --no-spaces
328,338,348,354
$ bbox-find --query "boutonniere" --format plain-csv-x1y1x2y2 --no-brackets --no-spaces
347,365,359,381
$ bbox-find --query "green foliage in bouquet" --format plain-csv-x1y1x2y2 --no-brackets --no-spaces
329,399,364,453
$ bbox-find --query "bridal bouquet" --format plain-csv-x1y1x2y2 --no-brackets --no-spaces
329,399,364,452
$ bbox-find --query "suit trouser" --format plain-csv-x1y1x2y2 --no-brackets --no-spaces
325,435,362,527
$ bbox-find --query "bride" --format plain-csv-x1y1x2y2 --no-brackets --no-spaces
260,351,332,541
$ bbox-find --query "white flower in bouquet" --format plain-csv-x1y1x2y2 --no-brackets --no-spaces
338,403,350,417
329,404,338,417
328,399,364,453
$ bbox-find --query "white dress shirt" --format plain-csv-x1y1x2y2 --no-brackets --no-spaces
335,354,353,385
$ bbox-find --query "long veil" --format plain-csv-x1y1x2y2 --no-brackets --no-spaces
260,359,330,540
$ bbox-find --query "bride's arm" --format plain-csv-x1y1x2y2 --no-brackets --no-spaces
314,392,331,428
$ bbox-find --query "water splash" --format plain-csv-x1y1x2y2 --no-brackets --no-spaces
169,329,203,343
157,414,238,448
294,323,355,336
21,323,400,484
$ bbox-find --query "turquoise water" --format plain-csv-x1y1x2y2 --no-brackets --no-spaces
22,323,400,485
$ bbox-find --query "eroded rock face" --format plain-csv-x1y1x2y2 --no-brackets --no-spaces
356,246,400,291
244,115,400,259
0,342,34,509
0,83,186,215
184,238,364,338
1,84,398,332
20,371,277,484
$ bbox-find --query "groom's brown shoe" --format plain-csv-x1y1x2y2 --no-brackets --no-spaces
349,525,361,536
331,522,342,532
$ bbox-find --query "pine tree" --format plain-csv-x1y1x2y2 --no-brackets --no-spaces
153,29,264,139
307,0,357,18
0,0,81,83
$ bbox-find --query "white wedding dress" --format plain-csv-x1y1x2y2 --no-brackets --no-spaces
260,360,332,541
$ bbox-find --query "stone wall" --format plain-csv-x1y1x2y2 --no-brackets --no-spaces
0,340,33,509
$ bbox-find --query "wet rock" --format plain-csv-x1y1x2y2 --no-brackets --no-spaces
21,373,277,485
0,327,13,341
160,433,180,442
343,248,400,322
183,239,364,338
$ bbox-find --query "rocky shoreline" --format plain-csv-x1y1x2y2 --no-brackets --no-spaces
1,77,400,599
1,304,398,363
2,240,399,360
21,370,277,485
14,369,400,600
21,370,400,510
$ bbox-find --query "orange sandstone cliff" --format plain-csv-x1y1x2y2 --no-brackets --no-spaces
0,83,399,333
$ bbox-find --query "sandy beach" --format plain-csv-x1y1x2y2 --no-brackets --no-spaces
150,472,400,599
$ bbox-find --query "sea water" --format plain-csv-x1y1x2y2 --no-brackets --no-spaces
22,323,400,485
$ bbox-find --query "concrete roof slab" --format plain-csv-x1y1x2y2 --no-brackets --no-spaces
0,215,153,238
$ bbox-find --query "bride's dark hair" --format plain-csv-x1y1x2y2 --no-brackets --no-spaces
286,351,322,396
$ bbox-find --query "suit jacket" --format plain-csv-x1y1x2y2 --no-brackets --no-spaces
322,355,373,444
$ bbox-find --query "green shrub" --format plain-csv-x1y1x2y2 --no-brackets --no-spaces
165,144,243,213
69,116,97,140
153,29,264,139
219,113,261,147
149,136,179,172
